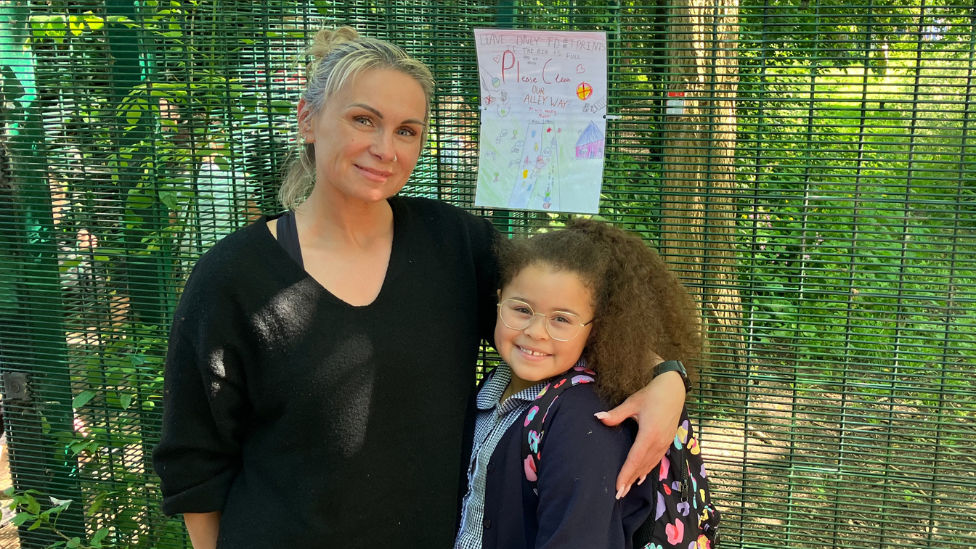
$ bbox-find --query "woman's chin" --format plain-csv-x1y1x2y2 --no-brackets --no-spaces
317,174,408,205
346,184,401,204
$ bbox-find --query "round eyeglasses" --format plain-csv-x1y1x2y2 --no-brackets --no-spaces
497,298,594,342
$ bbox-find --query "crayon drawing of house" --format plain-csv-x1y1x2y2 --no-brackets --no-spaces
575,121,605,159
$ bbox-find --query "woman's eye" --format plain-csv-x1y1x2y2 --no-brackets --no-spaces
397,127,417,137
354,116,373,126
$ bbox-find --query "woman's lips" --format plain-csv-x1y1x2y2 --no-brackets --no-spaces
356,164,393,182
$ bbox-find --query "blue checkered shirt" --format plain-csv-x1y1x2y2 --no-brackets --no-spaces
454,364,545,549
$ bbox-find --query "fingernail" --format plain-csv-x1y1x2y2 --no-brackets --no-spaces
638,475,647,485
615,486,626,499
594,412,610,420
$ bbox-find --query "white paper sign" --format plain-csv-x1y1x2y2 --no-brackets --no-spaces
473,29,608,214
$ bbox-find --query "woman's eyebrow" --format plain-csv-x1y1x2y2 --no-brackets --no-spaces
350,103,425,127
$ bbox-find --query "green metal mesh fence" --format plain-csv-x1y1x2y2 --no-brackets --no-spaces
0,1,973,548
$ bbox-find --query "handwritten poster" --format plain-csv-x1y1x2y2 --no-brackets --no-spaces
474,29,608,214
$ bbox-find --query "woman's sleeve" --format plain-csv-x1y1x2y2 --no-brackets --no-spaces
472,215,502,347
533,392,654,549
152,263,251,516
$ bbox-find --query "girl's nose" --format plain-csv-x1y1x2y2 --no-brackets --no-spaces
523,314,549,340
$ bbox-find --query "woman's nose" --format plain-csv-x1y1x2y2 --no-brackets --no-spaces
372,130,397,162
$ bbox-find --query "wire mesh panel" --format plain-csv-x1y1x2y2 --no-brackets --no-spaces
0,1,973,548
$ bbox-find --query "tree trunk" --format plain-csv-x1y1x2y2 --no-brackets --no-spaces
659,0,744,402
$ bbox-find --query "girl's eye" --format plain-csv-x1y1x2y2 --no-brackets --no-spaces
552,315,573,324
514,306,532,315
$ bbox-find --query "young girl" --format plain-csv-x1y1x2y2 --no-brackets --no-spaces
454,218,716,549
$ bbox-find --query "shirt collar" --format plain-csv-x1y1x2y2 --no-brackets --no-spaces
476,363,545,411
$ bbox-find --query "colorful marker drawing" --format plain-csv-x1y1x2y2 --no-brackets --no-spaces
576,82,593,100
507,122,560,210
473,29,608,214
582,96,607,113
574,121,605,159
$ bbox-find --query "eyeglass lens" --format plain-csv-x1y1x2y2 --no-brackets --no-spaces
499,299,582,341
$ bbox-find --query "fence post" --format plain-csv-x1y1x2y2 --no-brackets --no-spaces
0,4,86,545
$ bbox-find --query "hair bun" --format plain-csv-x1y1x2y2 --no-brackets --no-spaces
307,26,360,65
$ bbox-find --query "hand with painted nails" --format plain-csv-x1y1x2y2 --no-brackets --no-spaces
596,369,687,499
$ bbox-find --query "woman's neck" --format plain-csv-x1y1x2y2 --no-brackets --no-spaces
295,186,393,249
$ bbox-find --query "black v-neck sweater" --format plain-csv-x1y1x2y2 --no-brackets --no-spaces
153,196,499,548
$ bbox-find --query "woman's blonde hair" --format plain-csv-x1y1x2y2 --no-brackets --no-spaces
279,27,435,210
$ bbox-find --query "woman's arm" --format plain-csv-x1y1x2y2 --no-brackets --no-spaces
596,368,687,498
152,256,249,516
184,511,221,549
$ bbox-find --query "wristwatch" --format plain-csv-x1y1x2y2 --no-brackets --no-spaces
654,360,692,393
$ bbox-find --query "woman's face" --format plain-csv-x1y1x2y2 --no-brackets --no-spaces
300,68,427,205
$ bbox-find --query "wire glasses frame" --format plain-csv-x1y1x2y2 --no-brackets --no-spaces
497,298,594,342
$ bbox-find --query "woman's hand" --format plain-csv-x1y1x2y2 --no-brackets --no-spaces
594,370,686,498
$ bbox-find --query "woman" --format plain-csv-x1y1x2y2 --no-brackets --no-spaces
153,27,689,549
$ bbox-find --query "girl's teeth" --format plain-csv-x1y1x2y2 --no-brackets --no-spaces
520,346,547,357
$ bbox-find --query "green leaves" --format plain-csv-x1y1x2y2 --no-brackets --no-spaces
158,190,179,211
72,390,96,410
27,13,113,43
67,439,98,457
3,486,122,547
86,492,115,518
90,528,111,548
0,489,82,544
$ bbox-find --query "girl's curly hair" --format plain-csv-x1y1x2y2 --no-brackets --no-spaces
497,218,703,407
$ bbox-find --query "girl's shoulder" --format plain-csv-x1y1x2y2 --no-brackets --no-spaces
536,381,636,451
545,381,606,416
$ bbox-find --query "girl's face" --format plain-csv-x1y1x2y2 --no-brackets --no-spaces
299,68,427,205
495,264,595,385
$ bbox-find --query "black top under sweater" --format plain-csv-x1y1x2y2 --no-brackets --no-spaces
152,196,499,548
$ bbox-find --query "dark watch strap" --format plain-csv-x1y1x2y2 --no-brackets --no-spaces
655,360,692,393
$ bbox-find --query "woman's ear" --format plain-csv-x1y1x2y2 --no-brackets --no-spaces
496,289,502,300
297,98,314,142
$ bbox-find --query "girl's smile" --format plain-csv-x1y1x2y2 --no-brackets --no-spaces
515,344,551,359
